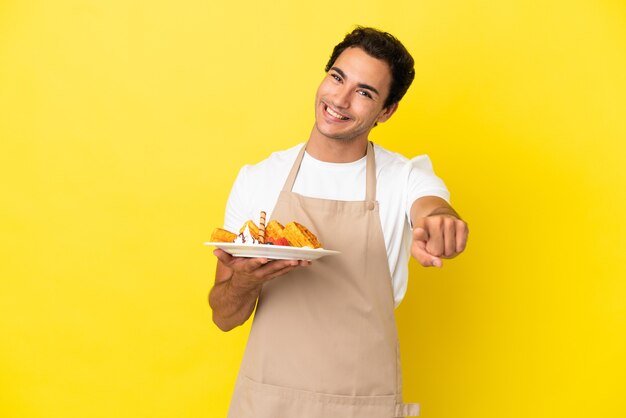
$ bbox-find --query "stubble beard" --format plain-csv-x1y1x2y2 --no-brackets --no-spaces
314,118,375,144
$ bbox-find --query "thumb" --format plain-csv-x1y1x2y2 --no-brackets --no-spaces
213,248,234,265
413,226,429,242
412,227,443,268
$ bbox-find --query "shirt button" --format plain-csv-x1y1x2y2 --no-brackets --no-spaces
367,201,375,211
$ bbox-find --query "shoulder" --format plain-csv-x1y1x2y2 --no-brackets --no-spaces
372,143,412,180
244,144,303,174
233,143,303,187
373,143,409,165
373,142,449,201
373,143,439,176
225,143,304,231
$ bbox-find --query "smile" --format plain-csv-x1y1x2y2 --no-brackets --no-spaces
324,104,350,121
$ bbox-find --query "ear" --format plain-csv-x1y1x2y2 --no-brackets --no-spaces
377,102,399,124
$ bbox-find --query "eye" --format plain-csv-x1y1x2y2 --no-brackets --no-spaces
357,90,373,99
330,73,342,82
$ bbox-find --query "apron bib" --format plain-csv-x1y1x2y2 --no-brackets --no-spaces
228,142,419,418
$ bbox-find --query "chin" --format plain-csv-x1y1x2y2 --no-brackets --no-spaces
314,124,347,141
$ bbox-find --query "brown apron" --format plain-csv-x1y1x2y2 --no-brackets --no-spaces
228,142,419,418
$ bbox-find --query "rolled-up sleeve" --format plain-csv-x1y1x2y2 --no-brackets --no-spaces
405,155,450,219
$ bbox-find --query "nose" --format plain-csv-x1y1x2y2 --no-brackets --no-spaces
330,84,351,109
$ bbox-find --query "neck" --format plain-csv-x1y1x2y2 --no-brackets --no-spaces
306,127,369,163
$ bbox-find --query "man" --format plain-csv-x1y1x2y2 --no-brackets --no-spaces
209,27,468,418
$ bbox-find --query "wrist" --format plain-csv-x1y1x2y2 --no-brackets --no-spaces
427,207,460,219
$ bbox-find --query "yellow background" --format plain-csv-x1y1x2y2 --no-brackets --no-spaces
1,1,624,417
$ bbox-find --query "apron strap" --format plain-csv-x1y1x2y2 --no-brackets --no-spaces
396,402,420,417
281,143,307,192
365,141,376,203
281,141,377,204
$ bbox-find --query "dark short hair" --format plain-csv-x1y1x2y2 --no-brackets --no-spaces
325,26,415,108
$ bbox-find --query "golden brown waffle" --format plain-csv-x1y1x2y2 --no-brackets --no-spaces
210,228,237,243
283,222,322,248
210,218,321,248
265,220,285,241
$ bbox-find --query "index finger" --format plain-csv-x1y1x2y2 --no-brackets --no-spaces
251,258,314,281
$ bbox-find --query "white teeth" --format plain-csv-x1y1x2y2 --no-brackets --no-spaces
326,106,349,120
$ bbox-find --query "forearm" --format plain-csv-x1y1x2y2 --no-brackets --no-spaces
209,250,309,330
209,271,262,332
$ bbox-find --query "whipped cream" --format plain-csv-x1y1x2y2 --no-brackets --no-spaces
234,225,259,245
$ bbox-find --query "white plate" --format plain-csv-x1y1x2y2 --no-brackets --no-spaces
204,242,340,261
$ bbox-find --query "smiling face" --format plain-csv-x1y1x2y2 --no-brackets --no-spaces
313,47,398,144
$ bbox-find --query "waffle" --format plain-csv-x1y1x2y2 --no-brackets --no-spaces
283,221,322,249
265,220,285,241
210,228,237,243
210,218,322,248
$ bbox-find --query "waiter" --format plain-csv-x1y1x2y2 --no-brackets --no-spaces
209,26,468,418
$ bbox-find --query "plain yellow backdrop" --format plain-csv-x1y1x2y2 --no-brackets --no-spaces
1,1,624,417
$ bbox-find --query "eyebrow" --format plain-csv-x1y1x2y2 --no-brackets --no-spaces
330,66,380,96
